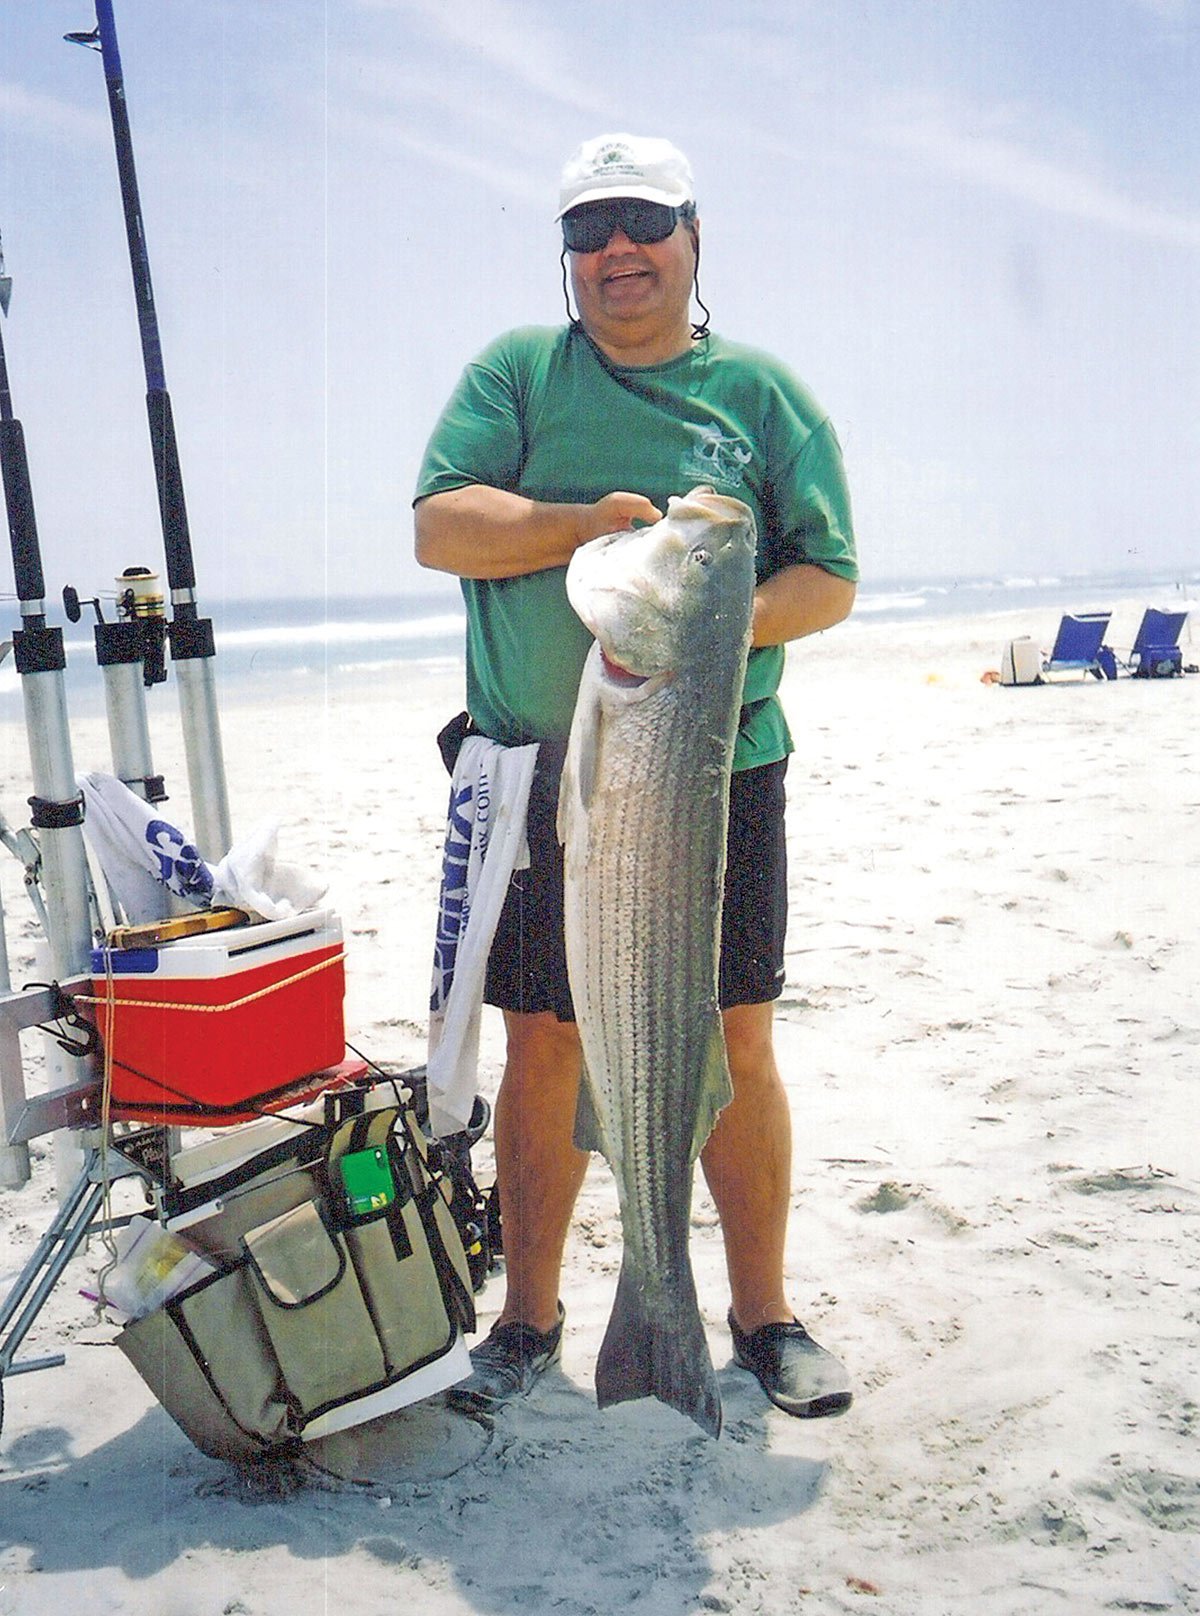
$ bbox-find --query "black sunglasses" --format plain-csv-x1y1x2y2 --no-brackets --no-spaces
561,198,690,254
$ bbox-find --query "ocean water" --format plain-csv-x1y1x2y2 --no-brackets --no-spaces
850,567,1200,626
0,591,467,715
3,568,1197,713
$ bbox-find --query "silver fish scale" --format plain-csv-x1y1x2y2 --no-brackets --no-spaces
571,679,730,1287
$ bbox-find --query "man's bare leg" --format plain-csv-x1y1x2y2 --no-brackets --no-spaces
492,1008,589,1333
701,999,795,1332
702,999,852,1416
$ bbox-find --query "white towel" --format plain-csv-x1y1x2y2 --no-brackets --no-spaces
426,734,538,1137
210,822,327,922
78,772,213,923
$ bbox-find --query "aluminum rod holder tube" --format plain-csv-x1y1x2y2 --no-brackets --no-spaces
97,625,189,916
17,660,95,978
173,651,232,863
95,621,161,802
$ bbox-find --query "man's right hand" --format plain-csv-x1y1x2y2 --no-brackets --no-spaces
576,491,664,544
415,485,663,581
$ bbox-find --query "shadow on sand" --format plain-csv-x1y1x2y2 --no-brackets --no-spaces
0,1350,833,1611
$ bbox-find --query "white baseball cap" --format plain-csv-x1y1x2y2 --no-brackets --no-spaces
557,133,695,219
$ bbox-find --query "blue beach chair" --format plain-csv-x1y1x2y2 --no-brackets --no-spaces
1042,612,1114,680
1126,609,1189,678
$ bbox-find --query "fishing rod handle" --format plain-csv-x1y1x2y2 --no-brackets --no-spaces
0,419,46,607
146,390,196,593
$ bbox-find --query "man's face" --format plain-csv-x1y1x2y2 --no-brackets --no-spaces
567,205,698,341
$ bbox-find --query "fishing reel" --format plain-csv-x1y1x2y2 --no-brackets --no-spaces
63,565,167,686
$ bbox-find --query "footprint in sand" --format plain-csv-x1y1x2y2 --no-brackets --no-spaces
855,1181,970,1234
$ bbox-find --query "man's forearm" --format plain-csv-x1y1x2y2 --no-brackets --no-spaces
414,485,663,581
751,563,856,647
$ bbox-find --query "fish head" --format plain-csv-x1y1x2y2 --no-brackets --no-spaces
566,487,757,687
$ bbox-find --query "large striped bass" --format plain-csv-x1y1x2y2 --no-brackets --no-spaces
558,486,757,1438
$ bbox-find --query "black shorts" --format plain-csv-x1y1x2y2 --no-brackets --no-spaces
483,750,788,1020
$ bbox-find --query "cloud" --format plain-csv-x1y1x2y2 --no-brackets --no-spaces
340,1,624,213
0,81,108,143
341,112,548,209
876,99,1200,249
335,52,564,166
1123,0,1194,19
354,0,611,120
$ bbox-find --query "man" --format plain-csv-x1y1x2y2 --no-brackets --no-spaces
414,133,857,1420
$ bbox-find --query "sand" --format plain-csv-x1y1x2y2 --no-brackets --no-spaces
1,600,1198,1615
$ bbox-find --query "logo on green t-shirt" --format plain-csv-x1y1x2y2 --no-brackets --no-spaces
680,424,754,490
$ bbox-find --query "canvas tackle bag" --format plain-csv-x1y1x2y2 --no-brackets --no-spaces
117,1102,476,1463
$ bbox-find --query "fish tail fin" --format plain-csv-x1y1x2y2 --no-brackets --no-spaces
595,1259,722,1438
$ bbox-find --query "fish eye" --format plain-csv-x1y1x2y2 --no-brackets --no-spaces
690,547,713,567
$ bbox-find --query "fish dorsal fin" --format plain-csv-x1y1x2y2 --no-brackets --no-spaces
690,1018,733,1162
573,1054,608,1156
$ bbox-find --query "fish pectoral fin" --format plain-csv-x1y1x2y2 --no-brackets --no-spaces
557,700,598,848
576,697,601,810
690,1019,733,1162
573,1058,608,1156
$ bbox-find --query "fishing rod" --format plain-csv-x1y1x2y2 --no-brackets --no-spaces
0,236,95,986
67,2,231,860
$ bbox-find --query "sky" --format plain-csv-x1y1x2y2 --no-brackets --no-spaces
0,0,1197,608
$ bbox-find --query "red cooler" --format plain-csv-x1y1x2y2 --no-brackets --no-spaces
89,911,346,1122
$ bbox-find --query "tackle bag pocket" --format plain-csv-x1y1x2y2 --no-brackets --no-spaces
328,1105,476,1372
388,1109,476,1328
118,1262,293,1464
343,1202,458,1377
242,1199,388,1418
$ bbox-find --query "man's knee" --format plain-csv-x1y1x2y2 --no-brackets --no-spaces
503,1010,582,1088
721,1001,778,1089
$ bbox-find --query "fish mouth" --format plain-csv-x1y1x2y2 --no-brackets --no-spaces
597,646,674,697
600,648,650,687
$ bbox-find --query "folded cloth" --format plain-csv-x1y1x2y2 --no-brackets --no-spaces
78,773,325,927
210,821,327,922
427,734,538,1137
78,771,214,923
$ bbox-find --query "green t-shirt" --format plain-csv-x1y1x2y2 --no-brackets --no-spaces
414,325,857,769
